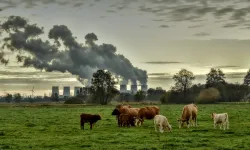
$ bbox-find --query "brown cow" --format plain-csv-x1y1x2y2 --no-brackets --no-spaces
177,103,198,128
118,114,136,127
135,106,160,126
111,104,139,127
80,113,101,130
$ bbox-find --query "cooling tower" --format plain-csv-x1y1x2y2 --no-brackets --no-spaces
63,86,70,97
74,86,81,96
131,84,138,94
52,86,59,95
141,84,148,92
120,84,127,93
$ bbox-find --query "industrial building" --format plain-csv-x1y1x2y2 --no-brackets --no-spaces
74,86,81,96
63,86,70,97
131,84,138,94
141,84,148,92
52,86,59,96
120,84,127,93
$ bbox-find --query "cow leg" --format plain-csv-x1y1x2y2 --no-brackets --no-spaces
81,122,85,130
90,123,93,129
195,117,198,127
159,124,164,133
226,121,229,130
214,122,216,129
154,124,158,132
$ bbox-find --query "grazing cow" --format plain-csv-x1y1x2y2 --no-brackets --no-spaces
154,115,172,133
177,103,198,128
118,114,136,127
135,106,160,126
111,104,139,127
80,113,101,130
211,112,229,130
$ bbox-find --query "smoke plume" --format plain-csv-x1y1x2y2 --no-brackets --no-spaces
0,16,148,85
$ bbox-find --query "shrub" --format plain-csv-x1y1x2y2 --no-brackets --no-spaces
195,87,221,104
160,92,171,104
64,97,84,104
134,90,146,102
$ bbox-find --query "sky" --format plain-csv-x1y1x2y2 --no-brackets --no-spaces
0,0,250,96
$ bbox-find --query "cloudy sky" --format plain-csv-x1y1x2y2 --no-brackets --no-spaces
0,0,250,96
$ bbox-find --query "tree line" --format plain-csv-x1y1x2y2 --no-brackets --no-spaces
2,68,250,104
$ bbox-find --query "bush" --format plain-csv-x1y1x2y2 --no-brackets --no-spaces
160,92,171,104
195,87,221,104
134,90,146,102
64,97,84,104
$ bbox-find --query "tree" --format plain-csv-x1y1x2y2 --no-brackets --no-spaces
147,87,166,101
195,87,221,104
134,90,146,102
172,69,195,94
4,93,12,103
243,69,250,86
13,93,22,103
90,69,117,105
206,68,226,88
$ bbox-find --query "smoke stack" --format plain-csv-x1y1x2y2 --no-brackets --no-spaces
141,84,148,92
52,86,59,96
63,86,70,97
120,84,127,93
131,84,138,94
74,86,81,96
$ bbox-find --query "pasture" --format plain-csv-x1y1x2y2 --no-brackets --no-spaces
0,103,250,150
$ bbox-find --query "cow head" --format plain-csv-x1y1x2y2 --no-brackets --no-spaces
177,118,186,128
96,114,102,120
111,108,120,116
211,113,216,120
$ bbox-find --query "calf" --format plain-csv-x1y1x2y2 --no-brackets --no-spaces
118,114,136,127
80,113,101,130
211,112,229,130
154,115,172,133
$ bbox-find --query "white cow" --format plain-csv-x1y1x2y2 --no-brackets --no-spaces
211,112,229,130
154,115,172,133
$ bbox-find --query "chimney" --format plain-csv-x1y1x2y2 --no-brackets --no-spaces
74,86,81,96
63,86,70,97
131,84,138,94
120,84,127,93
141,84,148,92
52,86,59,96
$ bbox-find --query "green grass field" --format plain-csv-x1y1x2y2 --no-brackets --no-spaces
0,103,250,150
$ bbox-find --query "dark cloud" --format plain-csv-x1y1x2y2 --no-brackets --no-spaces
213,65,240,69
159,25,169,28
144,61,183,64
152,19,164,22
106,10,116,13
193,32,210,37
0,16,148,85
147,73,171,76
188,24,204,28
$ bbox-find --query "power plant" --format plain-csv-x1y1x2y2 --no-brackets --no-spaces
120,84,127,93
51,83,148,98
131,84,138,94
141,84,148,92
52,86,59,95
74,86,81,96
63,86,70,97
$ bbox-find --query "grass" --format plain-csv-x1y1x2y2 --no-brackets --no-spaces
0,103,250,150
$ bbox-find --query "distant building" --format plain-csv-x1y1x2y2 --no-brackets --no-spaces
52,86,59,96
63,86,70,98
74,86,81,96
